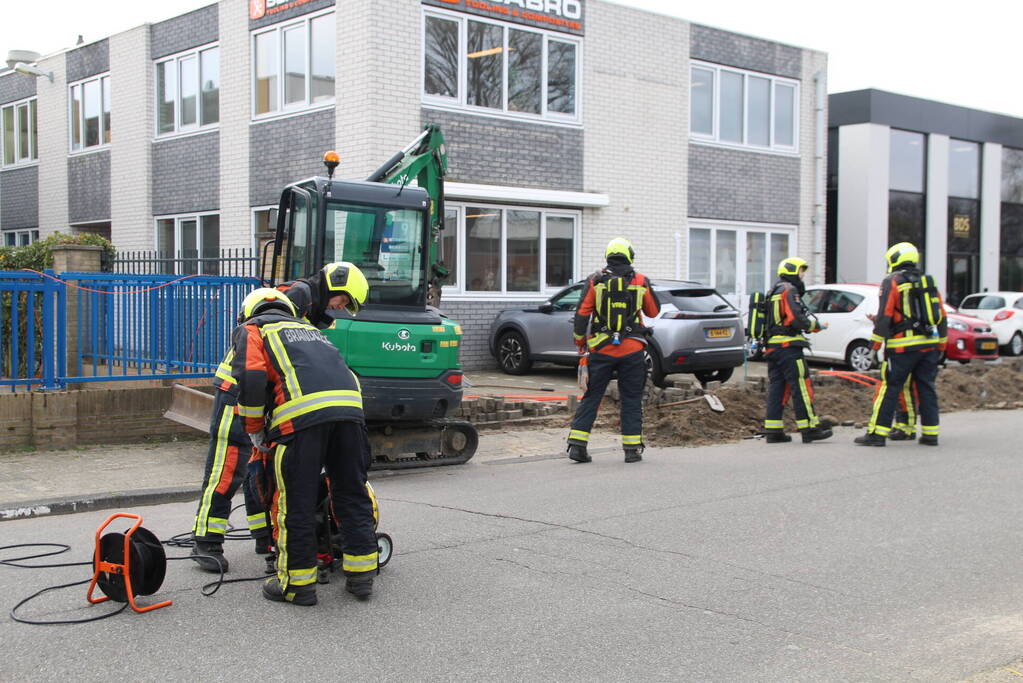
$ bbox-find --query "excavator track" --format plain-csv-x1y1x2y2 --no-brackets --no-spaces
367,419,479,470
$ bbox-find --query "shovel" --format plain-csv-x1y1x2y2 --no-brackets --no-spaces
656,393,725,413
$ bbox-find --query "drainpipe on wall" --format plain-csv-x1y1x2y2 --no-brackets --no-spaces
813,71,826,283
674,231,682,279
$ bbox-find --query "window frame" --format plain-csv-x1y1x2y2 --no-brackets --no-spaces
250,9,336,120
1,96,38,167
687,220,796,298
3,229,40,247
421,7,583,126
153,42,220,138
154,211,221,274
689,60,800,155
68,73,111,153
442,201,581,299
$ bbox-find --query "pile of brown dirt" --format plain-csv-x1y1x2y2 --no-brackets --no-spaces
592,359,1023,448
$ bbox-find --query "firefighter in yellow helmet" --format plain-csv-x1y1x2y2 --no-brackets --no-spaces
228,286,378,606
856,243,946,447
762,257,832,444
277,261,369,328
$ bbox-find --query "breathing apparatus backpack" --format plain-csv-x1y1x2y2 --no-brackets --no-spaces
746,290,767,342
897,272,945,335
592,269,644,346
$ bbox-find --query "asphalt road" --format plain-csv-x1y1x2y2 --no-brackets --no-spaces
2,411,1022,682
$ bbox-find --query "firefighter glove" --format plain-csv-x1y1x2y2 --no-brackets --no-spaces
249,430,270,454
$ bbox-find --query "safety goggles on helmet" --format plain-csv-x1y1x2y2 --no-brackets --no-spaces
604,237,635,264
777,257,809,277
322,261,369,315
239,288,297,322
884,242,919,272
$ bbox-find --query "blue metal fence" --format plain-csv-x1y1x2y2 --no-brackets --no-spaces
0,271,260,391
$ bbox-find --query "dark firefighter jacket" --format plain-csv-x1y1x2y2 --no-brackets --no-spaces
230,310,364,441
869,267,947,353
764,278,821,351
572,262,660,357
277,271,334,329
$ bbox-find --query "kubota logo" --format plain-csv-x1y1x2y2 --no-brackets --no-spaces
382,342,416,352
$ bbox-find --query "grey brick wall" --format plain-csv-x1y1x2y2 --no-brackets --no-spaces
440,299,537,370
250,0,335,30
67,40,110,82
249,109,334,206
422,109,583,190
688,146,800,224
152,4,219,59
68,151,111,223
690,24,801,78
152,133,220,215
0,72,36,105
0,166,39,230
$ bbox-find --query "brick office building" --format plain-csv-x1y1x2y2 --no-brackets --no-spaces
0,0,827,368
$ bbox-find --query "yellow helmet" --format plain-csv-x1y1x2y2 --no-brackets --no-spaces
605,237,635,263
777,256,809,277
239,287,297,321
884,242,919,272
322,261,369,314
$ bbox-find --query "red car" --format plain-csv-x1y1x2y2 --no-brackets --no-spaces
944,305,999,363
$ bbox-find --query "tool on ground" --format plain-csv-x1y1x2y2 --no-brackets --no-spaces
87,513,171,614
656,393,725,413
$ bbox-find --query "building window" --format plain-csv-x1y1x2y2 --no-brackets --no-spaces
69,74,111,151
155,213,220,275
3,229,39,247
155,45,220,135
423,10,580,123
1000,147,1023,291
688,223,793,300
689,61,798,153
1,98,37,166
888,129,927,250
442,203,578,295
947,139,981,305
252,11,335,117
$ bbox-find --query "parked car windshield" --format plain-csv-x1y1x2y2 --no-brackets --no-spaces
823,290,864,313
550,285,584,311
803,289,829,313
658,288,734,312
960,295,1005,310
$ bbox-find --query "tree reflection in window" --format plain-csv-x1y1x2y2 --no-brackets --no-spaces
467,21,502,109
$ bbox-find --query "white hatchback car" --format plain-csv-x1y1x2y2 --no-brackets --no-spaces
957,291,1023,356
800,283,880,371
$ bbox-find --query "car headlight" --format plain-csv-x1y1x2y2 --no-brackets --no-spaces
947,319,968,331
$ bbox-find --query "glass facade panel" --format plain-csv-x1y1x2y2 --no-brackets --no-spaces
719,71,743,143
201,215,220,275
1000,202,1023,291
770,233,789,273
545,215,574,288
157,61,176,134
425,15,459,98
745,232,766,294
774,83,794,147
715,230,737,294
2,107,13,164
70,85,82,150
284,25,307,106
948,139,980,198
467,21,503,109
947,197,980,305
179,55,198,127
310,15,335,103
440,208,458,289
255,31,278,114
747,76,770,147
200,48,220,125
508,29,541,114
890,129,926,193
888,191,926,251
546,40,575,115
691,67,713,135
506,210,540,292
689,228,711,284
16,105,29,160
83,79,101,147
29,100,36,159
1002,147,1023,203
466,207,501,291
102,77,111,143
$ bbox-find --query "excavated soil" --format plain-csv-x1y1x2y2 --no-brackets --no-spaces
592,359,1023,448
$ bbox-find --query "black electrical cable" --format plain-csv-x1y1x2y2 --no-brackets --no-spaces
10,579,129,625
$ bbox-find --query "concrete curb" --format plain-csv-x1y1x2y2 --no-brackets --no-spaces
0,487,199,522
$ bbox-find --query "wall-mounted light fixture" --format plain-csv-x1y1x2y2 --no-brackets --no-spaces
13,62,53,82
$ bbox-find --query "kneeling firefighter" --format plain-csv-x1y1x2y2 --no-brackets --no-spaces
230,274,378,607
762,257,833,444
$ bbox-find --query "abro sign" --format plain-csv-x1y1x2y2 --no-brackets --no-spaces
250,0,318,21
422,0,585,36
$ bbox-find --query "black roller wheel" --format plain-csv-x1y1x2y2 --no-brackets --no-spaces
694,367,733,387
497,330,533,375
376,533,393,568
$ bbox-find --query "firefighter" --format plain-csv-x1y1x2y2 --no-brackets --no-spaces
189,347,272,574
277,261,366,329
231,279,378,607
856,242,946,447
763,257,833,444
566,237,660,464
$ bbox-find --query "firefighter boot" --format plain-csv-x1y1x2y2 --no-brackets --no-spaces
567,444,591,463
889,430,916,441
262,578,317,606
854,432,886,447
624,447,643,463
765,431,792,443
801,426,833,443
253,534,273,555
190,540,228,573
919,435,939,446
264,553,277,575
345,573,374,600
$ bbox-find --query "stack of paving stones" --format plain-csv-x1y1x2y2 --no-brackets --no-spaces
458,396,567,427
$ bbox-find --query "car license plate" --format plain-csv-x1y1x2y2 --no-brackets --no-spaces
980,341,997,350
706,328,732,339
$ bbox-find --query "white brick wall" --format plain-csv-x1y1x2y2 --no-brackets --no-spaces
583,1,688,281
110,26,152,251
219,0,252,249
799,49,828,285
36,53,68,236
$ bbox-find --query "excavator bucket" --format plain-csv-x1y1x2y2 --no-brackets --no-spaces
164,384,214,433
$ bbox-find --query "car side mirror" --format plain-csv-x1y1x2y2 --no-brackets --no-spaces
539,302,554,313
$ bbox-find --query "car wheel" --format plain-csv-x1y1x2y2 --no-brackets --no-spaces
1004,332,1023,357
497,330,533,375
693,367,733,387
846,340,875,372
644,350,668,388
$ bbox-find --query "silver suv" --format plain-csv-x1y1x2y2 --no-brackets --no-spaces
488,279,744,387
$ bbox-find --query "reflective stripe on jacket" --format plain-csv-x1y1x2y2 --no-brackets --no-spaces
870,270,947,353
764,280,820,350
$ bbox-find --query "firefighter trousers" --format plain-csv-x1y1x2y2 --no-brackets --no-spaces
764,346,820,432
567,349,646,450
272,420,378,590
868,349,939,437
192,391,271,543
